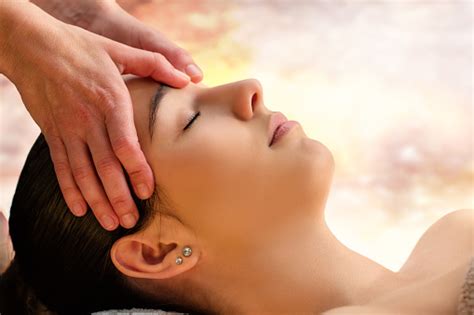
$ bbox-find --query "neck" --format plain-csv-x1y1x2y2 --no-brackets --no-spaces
203,212,405,314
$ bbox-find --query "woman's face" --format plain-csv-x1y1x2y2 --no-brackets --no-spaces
126,77,334,254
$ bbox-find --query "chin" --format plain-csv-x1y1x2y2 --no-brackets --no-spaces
268,134,335,223
297,137,335,214
301,136,335,169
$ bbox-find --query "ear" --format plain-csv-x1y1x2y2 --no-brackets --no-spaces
110,214,200,280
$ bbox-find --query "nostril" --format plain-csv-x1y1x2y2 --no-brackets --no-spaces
251,93,258,111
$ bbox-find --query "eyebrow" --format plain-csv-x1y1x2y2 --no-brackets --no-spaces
149,84,169,140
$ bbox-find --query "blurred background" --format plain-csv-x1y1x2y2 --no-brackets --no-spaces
0,0,472,271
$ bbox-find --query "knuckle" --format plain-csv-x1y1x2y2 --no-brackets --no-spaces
99,90,128,120
170,48,190,63
109,196,131,212
41,121,56,136
88,199,107,213
60,185,78,200
127,166,147,179
53,160,71,175
151,61,173,79
96,155,119,175
111,135,139,157
44,132,62,148
95,89,115,109
153,52,168,65
71,162,93,182
89,87,117,116
75,105,97,126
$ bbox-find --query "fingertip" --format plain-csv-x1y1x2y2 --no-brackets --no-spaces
72,202,87,217
101,214,119,231
190,74,204,84
174,69,191,83
135,183,152,199
120,213,137,229
185,64,203,83
185,64,202,77
158,69,190,89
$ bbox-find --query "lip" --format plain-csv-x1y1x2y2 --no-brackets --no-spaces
271,120,299,146
268,112,288,146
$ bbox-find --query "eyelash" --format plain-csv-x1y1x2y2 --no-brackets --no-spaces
183,111,200,131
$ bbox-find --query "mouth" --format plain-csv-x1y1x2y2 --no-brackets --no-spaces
268,112,288,146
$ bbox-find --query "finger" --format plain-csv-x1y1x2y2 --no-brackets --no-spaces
64,136,119,231
102,86,155,203
161,47,203,84
106,40,190,88
87,124,139,229
137,30,203,83
98,8,203,83
43,133,87,217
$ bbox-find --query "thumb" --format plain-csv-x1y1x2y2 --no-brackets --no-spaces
106,40,190,88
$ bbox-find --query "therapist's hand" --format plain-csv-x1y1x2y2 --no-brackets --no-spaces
1,3,189,230
30,0,203,83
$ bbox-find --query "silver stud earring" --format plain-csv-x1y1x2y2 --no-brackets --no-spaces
182,246,193,257
175,256,183,265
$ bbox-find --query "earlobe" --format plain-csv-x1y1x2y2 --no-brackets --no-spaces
110,235,199,280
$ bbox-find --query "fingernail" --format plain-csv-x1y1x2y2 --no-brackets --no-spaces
73,203,86,216
101,215,117,230
121,213,137,229
174,69,190,81
185,64,202,78
136,183,150,199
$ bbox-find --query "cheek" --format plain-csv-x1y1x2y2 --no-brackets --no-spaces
155,125,265,230
152,123,335,245
177,128,256,203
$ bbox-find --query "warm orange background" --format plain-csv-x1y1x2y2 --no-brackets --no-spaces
0,0,472,271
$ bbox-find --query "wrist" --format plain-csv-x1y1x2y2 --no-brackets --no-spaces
0,2,59,83
0,1,30,78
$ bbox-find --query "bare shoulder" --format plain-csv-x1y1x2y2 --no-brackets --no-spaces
399,209,473,278
324,210,473,315
434,208,473,228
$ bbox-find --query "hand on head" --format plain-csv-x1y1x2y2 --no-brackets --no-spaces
0,1,203,231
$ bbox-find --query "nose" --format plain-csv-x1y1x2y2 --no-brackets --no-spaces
230,79,263,120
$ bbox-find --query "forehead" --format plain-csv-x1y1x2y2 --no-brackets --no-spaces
124,78,157,155
124,76,206,151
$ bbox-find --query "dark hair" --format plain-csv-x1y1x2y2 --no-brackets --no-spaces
0,134,210,314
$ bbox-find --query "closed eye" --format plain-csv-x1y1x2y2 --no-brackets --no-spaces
183,112,200,131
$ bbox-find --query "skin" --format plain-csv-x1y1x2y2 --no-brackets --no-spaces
0,211,13,274
110,77,473,314
0,1,203,231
